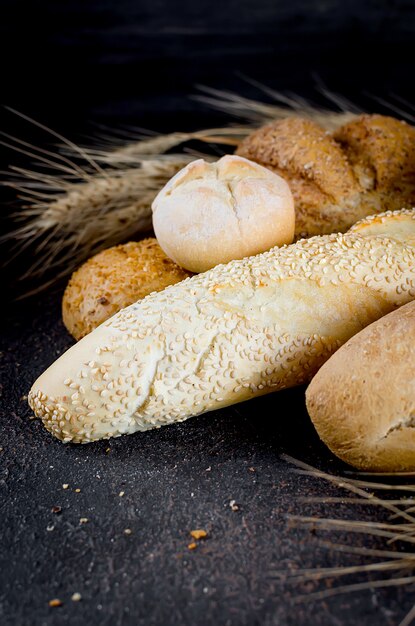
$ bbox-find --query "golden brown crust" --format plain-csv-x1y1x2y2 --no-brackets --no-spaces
62,238,192,340
28,209,415,443
334,114,415,190
306,301,415,472
237,114,415,238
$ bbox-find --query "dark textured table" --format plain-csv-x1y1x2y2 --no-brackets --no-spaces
1,291,413,626
2,0,415,621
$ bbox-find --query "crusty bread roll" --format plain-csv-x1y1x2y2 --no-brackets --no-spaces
28,209,415,444
152,155,295,273
62,239,192,340
236,115,415,238
306,301,415,472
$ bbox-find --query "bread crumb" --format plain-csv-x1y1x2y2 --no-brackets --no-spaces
79,518,88,524
75,488,81,493
190,529,207,540
62,484,69,490
48,599,62,607
229,500,239,511
105,448,111,453
119,491,125,497
188,542,197,550
71,592,82,602
124,528,132,535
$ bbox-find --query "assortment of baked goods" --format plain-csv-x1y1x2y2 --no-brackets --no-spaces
29,208,415,444
62,238,192,340
27,112,415,471
306,300,415,472
237,114,415,237
152,155,295,272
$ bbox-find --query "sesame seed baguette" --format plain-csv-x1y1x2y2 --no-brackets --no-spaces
29,209,415,444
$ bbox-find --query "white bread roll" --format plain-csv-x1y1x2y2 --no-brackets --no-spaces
306,300,415,472
29,209,415,444
152,155,295,273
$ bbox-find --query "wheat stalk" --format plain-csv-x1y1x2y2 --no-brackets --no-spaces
193,84,360,129
4,89,359,295
6,157,192,291
74,127,247,167
5,85,415,294
68,87,361,167
280,455,415,626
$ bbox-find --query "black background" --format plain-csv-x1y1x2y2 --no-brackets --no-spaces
1,2,415,625
2,0,415,131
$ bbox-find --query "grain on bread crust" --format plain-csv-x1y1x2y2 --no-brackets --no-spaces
236,114,415,238
306,300,415,472
62,238,192,340
29,209,415,444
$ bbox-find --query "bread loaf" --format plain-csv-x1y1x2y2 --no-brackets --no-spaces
306,301,415,471
28,209,415,444
236,115,415,238
152,155,295,273
62,238,192,340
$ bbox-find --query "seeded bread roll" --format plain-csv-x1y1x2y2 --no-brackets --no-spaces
306,301,415,472
62,238,192,340
152,155,295,273
29,209,415,444
236,115,415,238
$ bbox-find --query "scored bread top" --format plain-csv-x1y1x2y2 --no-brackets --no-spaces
151,155,295,273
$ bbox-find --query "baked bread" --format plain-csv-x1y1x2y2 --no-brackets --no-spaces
236,114,415,238
28,209,415,444
152,155,295,273
62,239,192,340
306,301,415,472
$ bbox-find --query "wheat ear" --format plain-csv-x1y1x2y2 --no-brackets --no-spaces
5,154,192,292
279,455,415,626
8,87,410,293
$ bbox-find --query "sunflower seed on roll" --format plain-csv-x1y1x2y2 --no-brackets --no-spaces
62,238,192,340
237,114,415,238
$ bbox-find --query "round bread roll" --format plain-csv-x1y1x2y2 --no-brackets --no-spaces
62,238,192,340
151,155,295,273
237,114,415,238
306,301,415,472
